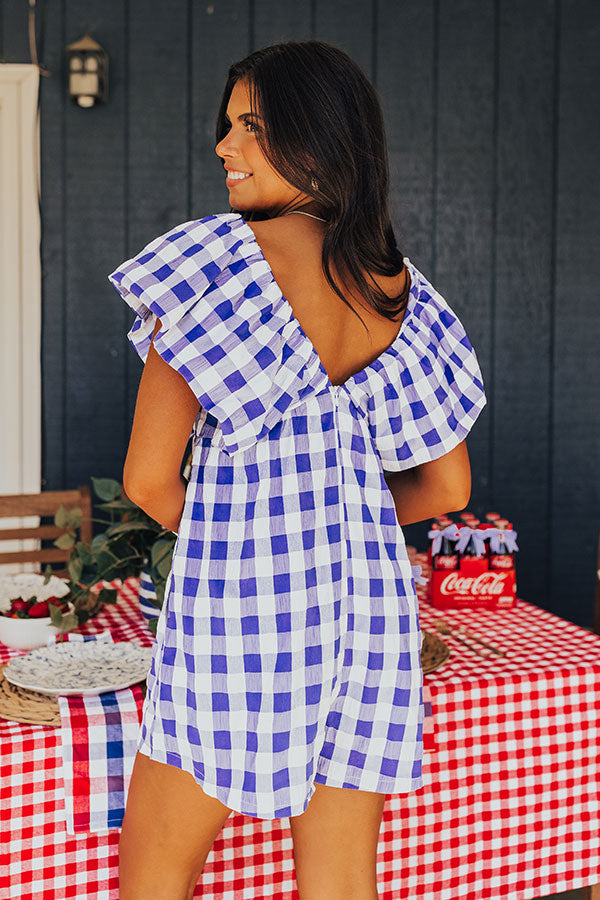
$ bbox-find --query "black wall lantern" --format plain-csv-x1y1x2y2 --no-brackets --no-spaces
66,34,108,107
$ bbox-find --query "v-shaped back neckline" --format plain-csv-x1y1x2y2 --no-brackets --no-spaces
233,214,418,391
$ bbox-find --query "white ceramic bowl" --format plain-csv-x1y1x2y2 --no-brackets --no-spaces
0,573,70,650
0,614,59,650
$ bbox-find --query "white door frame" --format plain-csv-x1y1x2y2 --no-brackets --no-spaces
0,64,42,572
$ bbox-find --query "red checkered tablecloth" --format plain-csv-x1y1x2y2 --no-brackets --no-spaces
2,559,600,900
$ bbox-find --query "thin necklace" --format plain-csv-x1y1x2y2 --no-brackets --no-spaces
282,210,327,222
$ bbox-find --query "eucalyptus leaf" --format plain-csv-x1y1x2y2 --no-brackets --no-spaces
98,500,146,518
55,532,76,550
156,555,173,579
145,595,163,610
91,476,122,502
151,538,175,567
67,508,82,529
77,569,102,588
95,549,124,576
107,520,156,536
91,533,110,553
155,579,166,607
97,587,118,605
75,541,93,564
68,556,83,583
96,497,139,512
56,505,82,530
54,505,72,529
56,611,79,632
48,604,65,627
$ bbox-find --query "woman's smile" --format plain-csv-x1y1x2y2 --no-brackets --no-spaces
226,171,253,187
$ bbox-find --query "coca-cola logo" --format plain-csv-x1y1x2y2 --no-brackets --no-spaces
440,571,509,596
490,555,513,570
434,555,458,570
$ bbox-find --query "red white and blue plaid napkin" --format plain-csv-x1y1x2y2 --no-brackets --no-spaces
48,629,144,834
422,681,435,750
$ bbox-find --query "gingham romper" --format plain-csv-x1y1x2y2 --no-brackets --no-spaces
108,212,486,819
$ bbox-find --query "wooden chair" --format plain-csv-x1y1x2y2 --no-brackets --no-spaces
0,485,92,579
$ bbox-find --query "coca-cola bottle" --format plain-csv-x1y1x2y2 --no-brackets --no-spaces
427,522,441,565
432,533,458,571
485,511,501,523
477,522,495,564
489,519,514,570
462,523,485,559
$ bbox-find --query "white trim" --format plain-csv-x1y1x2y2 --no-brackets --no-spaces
0,65,42,572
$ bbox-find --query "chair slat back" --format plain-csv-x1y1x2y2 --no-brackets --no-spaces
0,485,92,579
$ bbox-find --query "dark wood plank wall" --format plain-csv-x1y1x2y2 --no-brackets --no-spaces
1,0,598,626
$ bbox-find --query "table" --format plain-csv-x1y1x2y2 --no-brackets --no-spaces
2,559,600,900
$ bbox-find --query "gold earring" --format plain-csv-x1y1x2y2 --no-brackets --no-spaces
310,176,319,192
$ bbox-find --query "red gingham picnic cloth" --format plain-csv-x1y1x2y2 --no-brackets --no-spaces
1,575,436,840
2,561,600,899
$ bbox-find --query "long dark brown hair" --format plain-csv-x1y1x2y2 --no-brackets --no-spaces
215,39,410,330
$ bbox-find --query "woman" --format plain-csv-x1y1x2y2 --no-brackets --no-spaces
109,39,486,900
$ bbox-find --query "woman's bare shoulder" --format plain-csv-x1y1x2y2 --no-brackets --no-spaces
244,215,324,263
244,214,410,308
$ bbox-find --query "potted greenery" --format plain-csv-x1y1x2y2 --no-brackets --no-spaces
47,476,177,637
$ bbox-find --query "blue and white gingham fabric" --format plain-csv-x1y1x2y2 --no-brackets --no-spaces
108,212,486,819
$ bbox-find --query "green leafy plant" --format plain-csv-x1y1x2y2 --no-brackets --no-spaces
47,476,176,637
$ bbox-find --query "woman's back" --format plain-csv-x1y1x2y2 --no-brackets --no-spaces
247,215,410,387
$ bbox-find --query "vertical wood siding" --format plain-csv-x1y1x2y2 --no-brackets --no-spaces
2,0,598,625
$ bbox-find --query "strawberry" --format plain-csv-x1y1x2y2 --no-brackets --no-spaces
9,598,29,612
48,597,69,613
27,600,50,618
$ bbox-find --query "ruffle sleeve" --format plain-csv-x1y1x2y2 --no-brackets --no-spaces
107,213,326,456
367,259,487,472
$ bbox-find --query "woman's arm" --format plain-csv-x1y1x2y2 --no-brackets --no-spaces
123,318,200,533
384,439,472,526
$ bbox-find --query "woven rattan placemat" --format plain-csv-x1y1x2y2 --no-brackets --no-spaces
0,663,63,726
0,663,149,727
421,629,450,674
0,631,447,727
